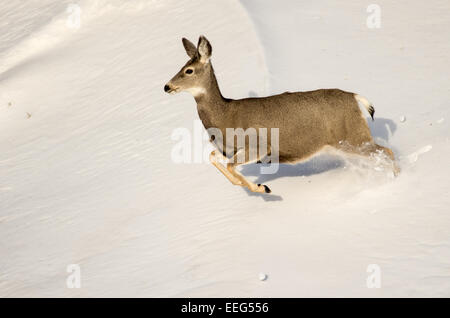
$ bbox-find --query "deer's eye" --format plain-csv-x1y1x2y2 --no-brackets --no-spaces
185,69,194,74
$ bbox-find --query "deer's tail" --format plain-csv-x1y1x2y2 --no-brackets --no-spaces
354,94,375,121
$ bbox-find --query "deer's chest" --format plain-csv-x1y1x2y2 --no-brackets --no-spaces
197,109,215,130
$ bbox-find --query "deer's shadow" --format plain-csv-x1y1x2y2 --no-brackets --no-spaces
240,117,398,186
367,117,397,144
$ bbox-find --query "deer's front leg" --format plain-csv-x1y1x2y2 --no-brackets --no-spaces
209,150,243,186
226,150,272,194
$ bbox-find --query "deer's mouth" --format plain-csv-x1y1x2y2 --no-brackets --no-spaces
168,87,181,94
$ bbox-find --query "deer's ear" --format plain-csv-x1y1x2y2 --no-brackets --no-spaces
197,35,212,63
182,38,197,58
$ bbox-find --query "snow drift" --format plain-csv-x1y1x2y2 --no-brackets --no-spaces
1,0,449,297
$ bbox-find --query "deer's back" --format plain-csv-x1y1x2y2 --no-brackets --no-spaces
223,88,373,162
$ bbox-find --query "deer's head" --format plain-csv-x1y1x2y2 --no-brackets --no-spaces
164,36,213,97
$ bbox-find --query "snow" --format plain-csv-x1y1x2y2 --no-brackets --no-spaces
259,273,268,282
1,0,449,297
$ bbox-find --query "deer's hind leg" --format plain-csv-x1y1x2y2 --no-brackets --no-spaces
372,144,400,176
209,149,271,193
338,142,400,176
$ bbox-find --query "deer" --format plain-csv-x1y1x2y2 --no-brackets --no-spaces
165,36,399,194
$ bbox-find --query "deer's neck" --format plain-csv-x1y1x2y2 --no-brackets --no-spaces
194,65,229,130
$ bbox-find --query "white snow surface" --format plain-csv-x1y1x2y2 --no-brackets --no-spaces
0,0,449,297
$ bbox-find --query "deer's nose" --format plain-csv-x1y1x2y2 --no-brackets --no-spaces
164,84,170,92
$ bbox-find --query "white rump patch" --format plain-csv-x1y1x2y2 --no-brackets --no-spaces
355,94,370,108
354,94,375,120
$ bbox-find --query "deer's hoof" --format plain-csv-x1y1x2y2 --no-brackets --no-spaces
258,184,271,194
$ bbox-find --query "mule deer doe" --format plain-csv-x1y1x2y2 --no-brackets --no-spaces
165,36,399,194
